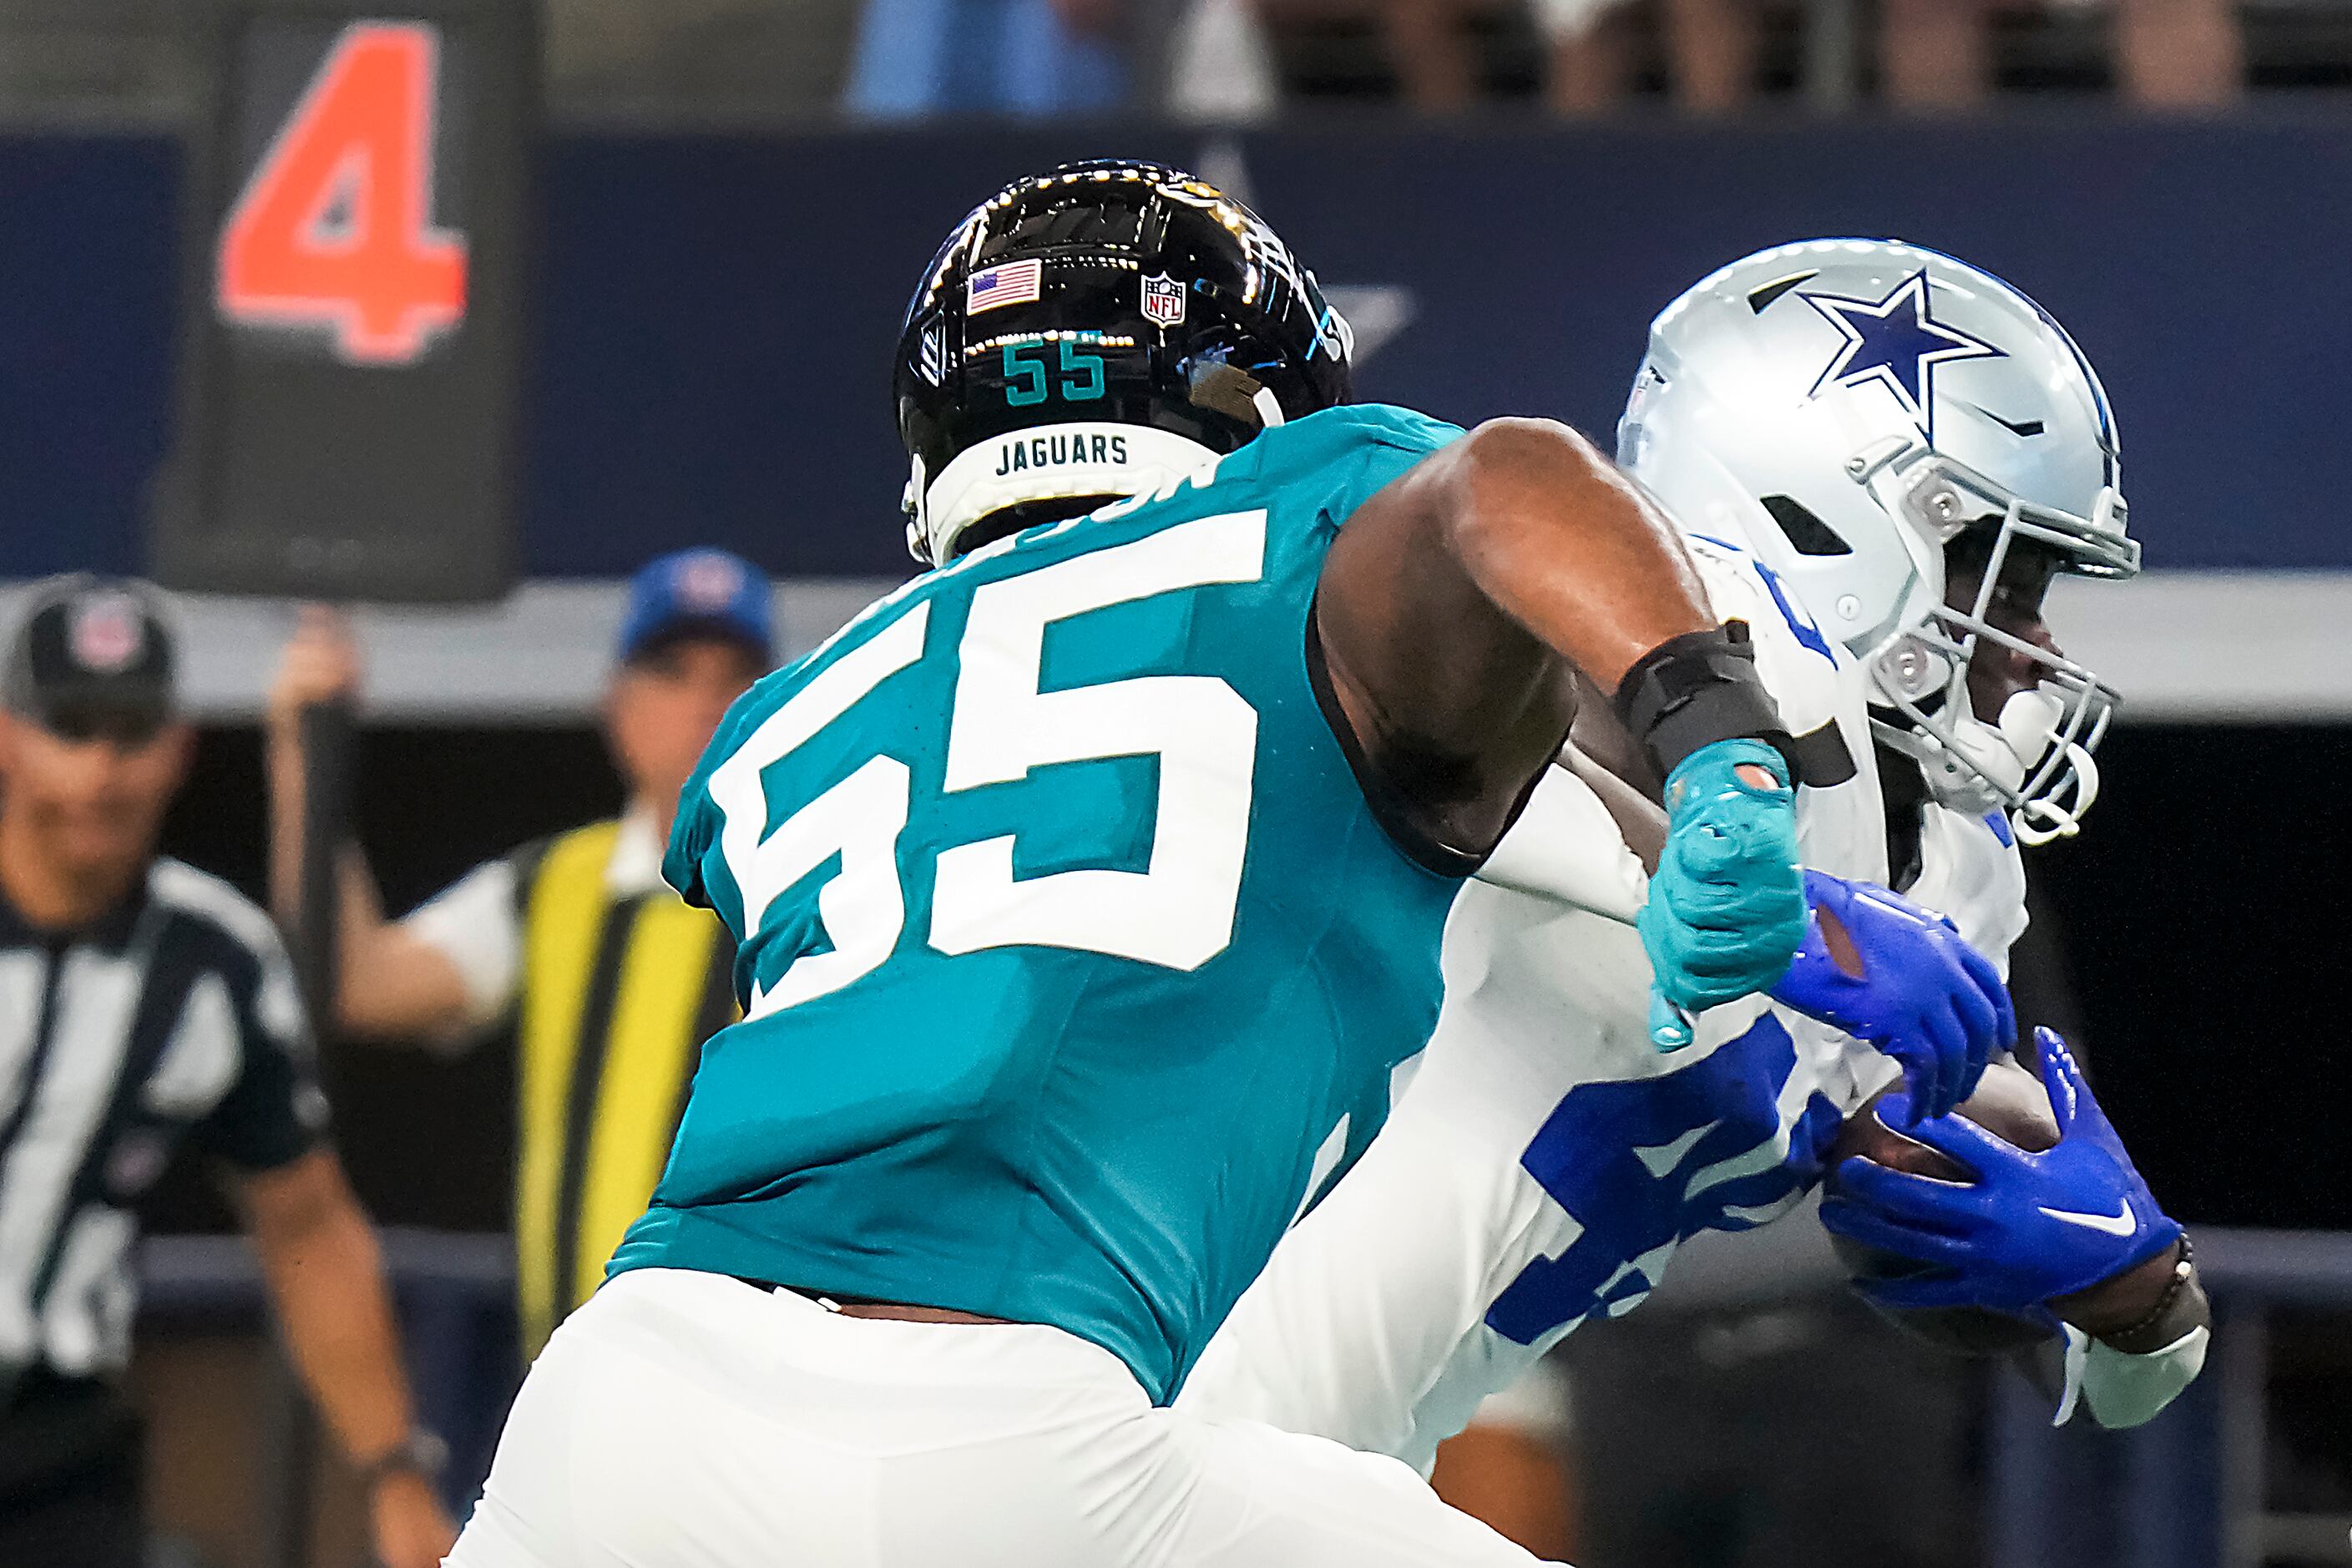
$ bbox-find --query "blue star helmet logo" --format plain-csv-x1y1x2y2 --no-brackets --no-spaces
1800,269,2004,441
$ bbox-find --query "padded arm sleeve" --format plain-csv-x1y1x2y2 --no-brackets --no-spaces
1471,766,1647,925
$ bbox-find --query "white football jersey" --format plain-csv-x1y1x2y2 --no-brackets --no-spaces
1907,799,2030,979
1176,537,2031,1470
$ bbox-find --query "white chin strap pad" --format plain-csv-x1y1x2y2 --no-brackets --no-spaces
1997,687,2066,765
917,423,1226,564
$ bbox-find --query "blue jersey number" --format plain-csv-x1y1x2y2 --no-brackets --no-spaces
1484,1017,1844,1345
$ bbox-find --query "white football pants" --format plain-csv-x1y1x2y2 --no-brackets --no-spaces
446,1267,1556,1568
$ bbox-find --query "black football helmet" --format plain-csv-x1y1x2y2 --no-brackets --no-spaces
894,160,1354,565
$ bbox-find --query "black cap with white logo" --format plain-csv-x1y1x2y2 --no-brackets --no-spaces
3,576,178,742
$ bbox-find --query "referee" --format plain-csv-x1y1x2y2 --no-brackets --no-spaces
0,577,455,1568
266,548,771,1356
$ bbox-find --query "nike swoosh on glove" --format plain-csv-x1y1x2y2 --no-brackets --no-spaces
1818,1028,2182,1326
1770,871,2015,1120
1638,737,1808,1050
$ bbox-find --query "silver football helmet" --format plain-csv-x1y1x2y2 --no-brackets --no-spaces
1618,239,2139,844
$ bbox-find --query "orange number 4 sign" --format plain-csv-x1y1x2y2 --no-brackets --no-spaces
217,22,466,366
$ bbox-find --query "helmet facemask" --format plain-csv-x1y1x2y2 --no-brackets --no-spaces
1860,454,2136,844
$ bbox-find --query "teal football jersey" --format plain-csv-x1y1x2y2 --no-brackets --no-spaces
613,404,1467,1400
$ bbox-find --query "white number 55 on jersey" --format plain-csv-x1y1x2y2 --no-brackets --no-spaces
708,510,1267,1019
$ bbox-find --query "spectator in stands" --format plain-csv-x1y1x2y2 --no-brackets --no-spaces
1883,0,2243,109
1536,0,2244,114
1539,0,1753,114
1166,0,1283,119
0,577,454,1568
1216,0,1504,111
845,0,1130,116
266,549,772,1359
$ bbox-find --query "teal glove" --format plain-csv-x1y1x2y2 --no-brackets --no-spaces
1637,738,1808,1050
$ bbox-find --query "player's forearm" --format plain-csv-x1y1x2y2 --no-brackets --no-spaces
2046,1247,2212,1429
1318,417,1783,802
1314,419,1746,848
242,1154,418,1464
1434,417,1718,693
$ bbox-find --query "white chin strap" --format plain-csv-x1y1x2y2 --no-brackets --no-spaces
908,422,1227,565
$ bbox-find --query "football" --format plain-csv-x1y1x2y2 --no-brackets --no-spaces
1824,1055,2061,1355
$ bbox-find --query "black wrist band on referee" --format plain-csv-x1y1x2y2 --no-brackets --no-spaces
1611,621,1802,783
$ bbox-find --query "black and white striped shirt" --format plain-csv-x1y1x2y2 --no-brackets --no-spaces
0,858,325,1381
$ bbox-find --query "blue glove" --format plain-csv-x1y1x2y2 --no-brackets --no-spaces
1818,1029,2182,1325
1770,871,2014,1121
1638,738,1807,1050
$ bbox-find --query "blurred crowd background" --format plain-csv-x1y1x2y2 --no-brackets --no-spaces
3,3,2352,1568
6,0,2352,123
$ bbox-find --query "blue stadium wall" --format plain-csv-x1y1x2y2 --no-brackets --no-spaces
3,116,2348,582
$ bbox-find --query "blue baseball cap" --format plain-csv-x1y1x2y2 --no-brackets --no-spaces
617,549,774,664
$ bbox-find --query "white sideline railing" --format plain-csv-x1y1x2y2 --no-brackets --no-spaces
11,570,2352,725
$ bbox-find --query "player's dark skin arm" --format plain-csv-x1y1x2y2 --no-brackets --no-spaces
1314,417,1748,858
2056,1239,2206,1350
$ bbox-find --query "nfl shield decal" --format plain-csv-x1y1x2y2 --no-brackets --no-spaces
1142,274,1186,328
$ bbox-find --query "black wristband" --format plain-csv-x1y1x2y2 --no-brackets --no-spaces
1611,621,1801,782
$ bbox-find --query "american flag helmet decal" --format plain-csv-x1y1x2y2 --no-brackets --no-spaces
966,259,1043,315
